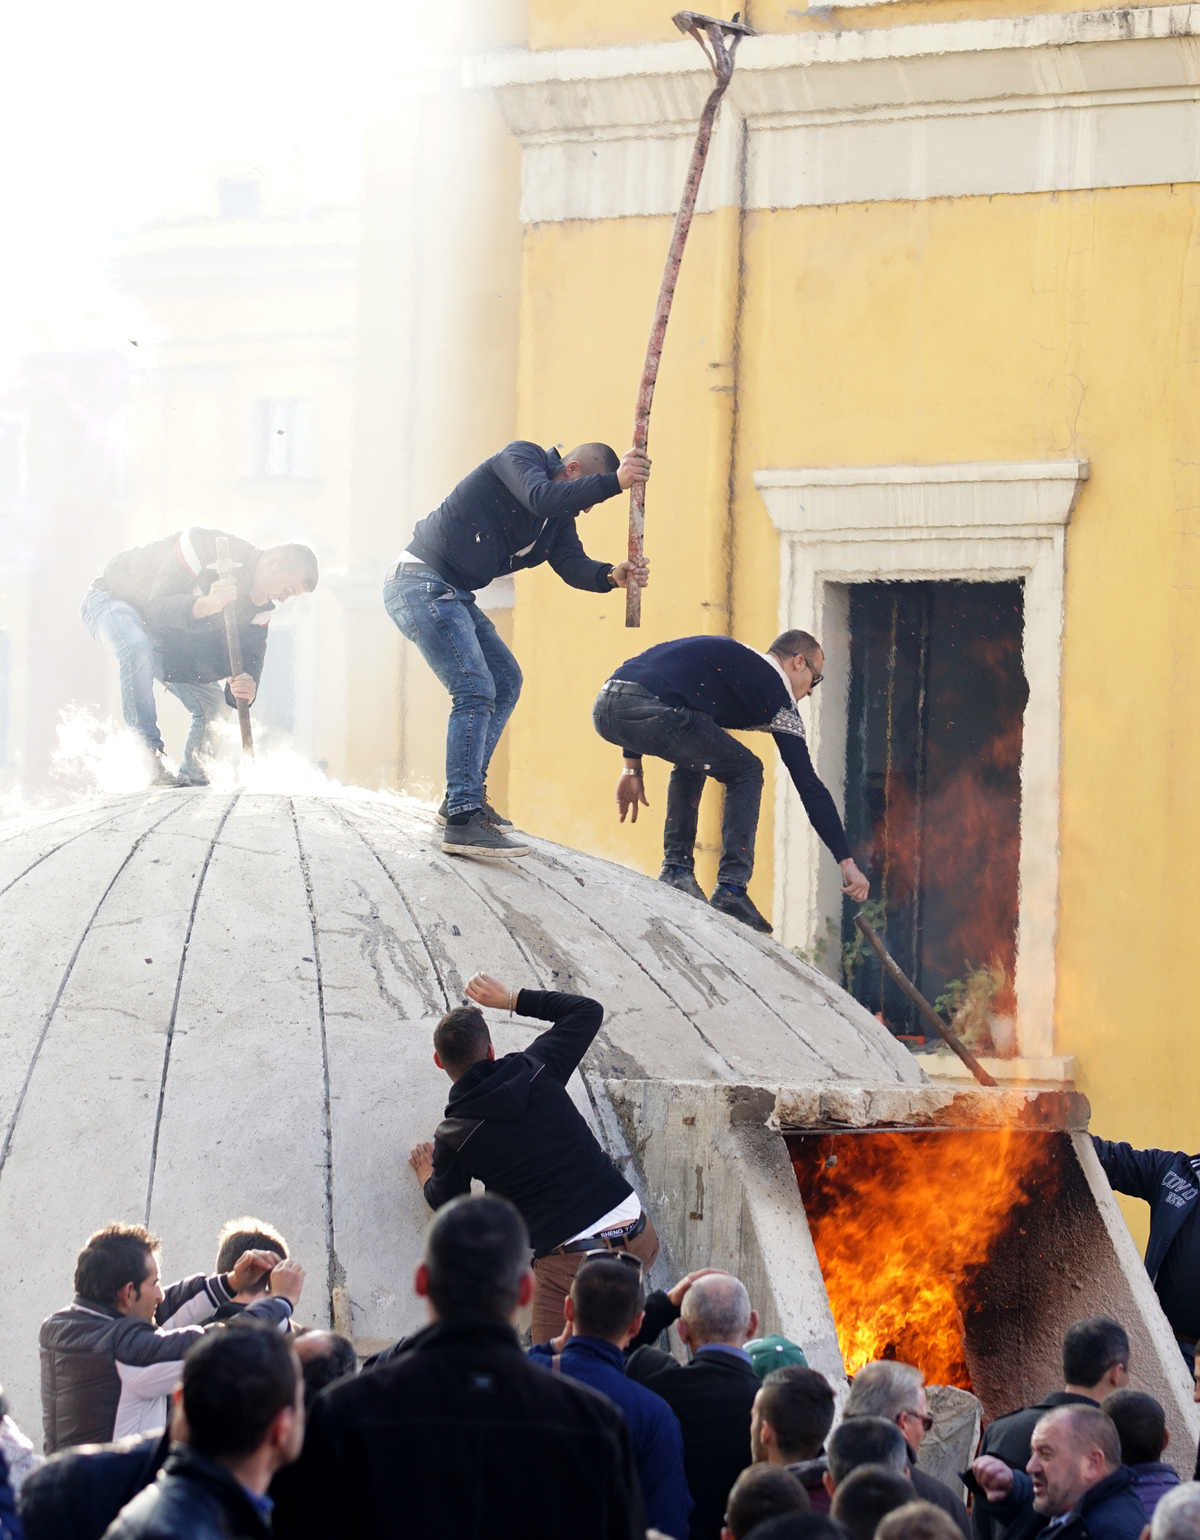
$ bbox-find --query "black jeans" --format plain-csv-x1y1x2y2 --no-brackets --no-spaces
592,680,763,888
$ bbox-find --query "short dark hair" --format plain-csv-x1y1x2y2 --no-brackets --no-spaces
831,1466,917,1540
183,1322,298,1459
769,629,820,664
760,1366,837,1461
571,1257,644,1341
876,1500,966,1540
1062,1317,1130,1388
424,1194,529,1321
1101,1390,1167,1465
433,1006,492,1076
215,1217,288,1295
267,543,319,591
74,1224,158,1308
828,1417,908,1485
565,442,620,474
296,1332,358,1409
744,1518,850,1540
726,1464,809,1539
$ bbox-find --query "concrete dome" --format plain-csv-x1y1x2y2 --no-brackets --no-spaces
0,788,921,1431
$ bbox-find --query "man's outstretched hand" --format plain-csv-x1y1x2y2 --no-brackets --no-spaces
409,1141,434,1186
616,451,651,490
972,1458,1015,1504
267,1258,305,1308
616,768,649,824
228,673,257,705
226,1248,286,1295
840,858,870,902
610,559,650,590
665,1269,725,1308
464,973,514,1010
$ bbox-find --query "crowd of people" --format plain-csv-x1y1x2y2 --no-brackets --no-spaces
3,984,1200,1540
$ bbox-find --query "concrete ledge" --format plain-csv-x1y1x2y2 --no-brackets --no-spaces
922,1051,1078,1086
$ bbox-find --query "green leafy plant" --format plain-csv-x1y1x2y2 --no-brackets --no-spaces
837,898,888,994
934,959,1011,1054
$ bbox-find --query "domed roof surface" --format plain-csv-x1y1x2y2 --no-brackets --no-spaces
0,788,921,1428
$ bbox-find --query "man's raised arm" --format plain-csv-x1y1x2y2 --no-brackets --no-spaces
492,442,621,519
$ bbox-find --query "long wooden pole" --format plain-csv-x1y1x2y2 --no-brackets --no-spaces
626,11,754,627
214,536,255,759
854,913,997,1087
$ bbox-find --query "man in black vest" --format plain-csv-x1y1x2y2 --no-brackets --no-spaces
383,441,649,861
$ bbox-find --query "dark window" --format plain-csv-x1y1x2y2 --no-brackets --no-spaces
218,178,262,220
255,627,295,736
842,581,1027,1050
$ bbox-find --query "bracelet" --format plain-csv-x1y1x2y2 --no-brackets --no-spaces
621,767,643,777
509,987,515,1016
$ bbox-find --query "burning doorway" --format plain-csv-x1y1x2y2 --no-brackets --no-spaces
842,582,1028,1053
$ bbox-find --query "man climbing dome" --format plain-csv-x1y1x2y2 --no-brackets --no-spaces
592,629,870,933
82,528,318,785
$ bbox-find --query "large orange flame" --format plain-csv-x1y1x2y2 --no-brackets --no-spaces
792,1129,1056,1388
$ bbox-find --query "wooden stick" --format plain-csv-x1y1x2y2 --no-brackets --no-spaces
214,536,255,760
854,913,998,1087
626,11,754,627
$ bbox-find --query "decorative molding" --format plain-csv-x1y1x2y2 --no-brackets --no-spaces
471,8,1200,218
756,458,1089,1062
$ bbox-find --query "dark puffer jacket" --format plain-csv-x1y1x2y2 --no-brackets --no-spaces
966,1465,1147,1540
19,1431,168,1540
39,1276,291,1453
100,1447,270,1540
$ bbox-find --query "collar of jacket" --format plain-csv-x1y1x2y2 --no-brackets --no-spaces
1068,1464,1136,1517
160,1447,271,1536
391,1316,523,1358
71,1294,119,1318
563,1336,626,1372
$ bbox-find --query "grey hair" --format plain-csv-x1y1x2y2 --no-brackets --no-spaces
845,1361,925,1423
680,1273,752,1345
1153,1484,1200,1540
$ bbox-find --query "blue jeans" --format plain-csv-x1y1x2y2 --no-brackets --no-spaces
81,586,228,774
383,567,522,815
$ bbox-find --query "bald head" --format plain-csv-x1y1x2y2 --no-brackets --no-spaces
680,1273,754,1347
1039,1406,1121,1469
562,442,620,476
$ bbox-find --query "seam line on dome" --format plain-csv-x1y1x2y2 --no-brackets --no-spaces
289,797,341,1329
0,792,145,853
144,792,241,1223
0,797,190,1187
0,796,156,902
330,802,452,1010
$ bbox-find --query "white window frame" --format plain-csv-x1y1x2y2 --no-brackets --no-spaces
755,460,1088,1067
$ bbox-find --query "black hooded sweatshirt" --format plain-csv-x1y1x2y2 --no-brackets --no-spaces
423,990,633,1255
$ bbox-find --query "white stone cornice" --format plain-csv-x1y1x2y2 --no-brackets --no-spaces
471,9,1200,219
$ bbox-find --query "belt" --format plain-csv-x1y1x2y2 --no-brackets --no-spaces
541,1210,647,1259
599,679,657,699
386,558,439,581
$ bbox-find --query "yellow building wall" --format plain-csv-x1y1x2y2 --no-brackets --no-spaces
508,179,1200,1206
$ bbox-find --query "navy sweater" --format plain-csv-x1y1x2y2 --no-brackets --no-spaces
407,442,622,594
612,635,852,863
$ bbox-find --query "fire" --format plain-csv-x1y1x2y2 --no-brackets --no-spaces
791,1128,1057,1389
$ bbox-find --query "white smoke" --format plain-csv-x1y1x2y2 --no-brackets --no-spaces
51,705,161,795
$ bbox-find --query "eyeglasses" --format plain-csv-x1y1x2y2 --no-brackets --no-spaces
579,1249,644,1276
804,659,824,687
903,1409,935,1432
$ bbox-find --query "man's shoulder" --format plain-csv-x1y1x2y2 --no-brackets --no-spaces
40,1300,116,1348
103,1472,228,1540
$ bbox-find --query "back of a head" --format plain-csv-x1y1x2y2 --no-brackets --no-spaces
760,1366,837,1461
681,1273,752,1346
827,1417,909,1485
727,1465,809,1540
844,1362,924,1425
571,1257,644,1342
769,629,820,664
183,1323,297,1460
215,1216,288,1295
433,1006,492,1078
1152,1483,1200,1540
745,1518,850,1540
1041,1405,1122,1472
876,1501,966,1540
831,1465,917,1540
74,1223,158,1308
424,1194,529,1321
1062,1317,1130,1388
564,442,620,475
267,542,320,591
1101,1389,1167,1465
295,1331,358,1407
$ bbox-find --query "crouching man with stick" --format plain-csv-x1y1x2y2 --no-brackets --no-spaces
593,629,870,933
408,972,658,1344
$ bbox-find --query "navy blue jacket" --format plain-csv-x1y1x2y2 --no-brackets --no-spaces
611,636,852,862
968,1465,1146,1540
408,442,621,595
1092,1137,1200,1281
529,1336,691,1540
1127,1461,1180,1521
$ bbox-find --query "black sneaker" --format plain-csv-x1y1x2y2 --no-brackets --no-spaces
436,790,514,828
441,812,531,860
659,864,707,901
710,883,772,933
